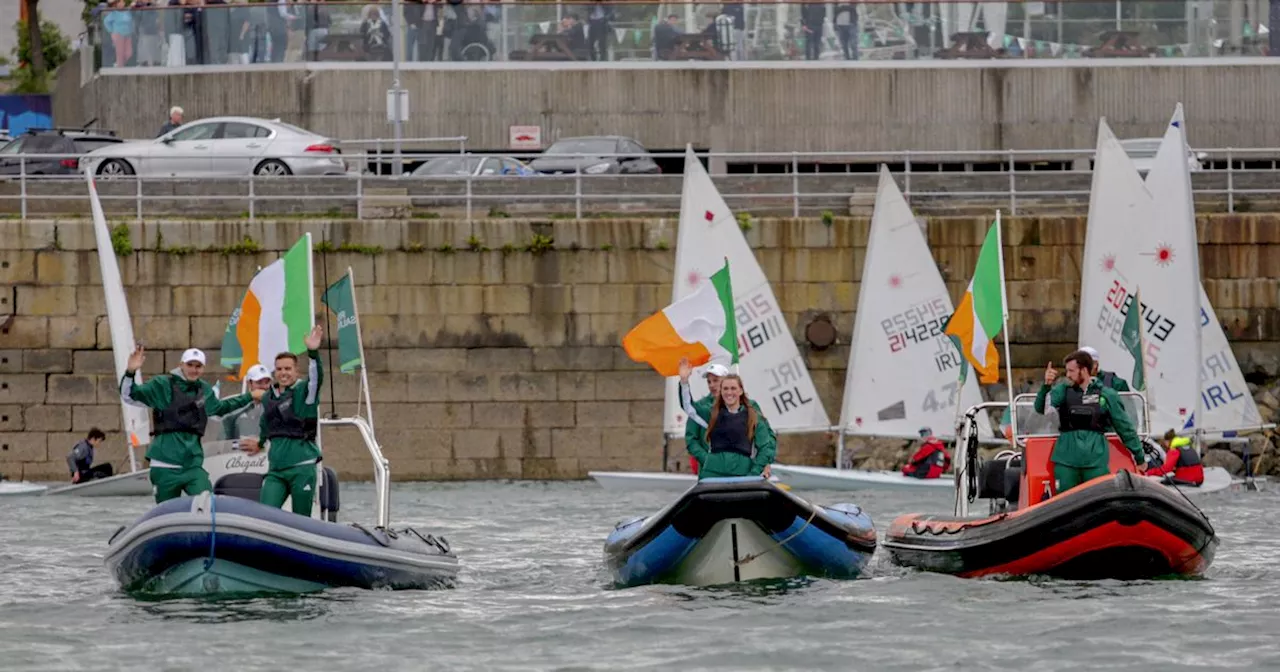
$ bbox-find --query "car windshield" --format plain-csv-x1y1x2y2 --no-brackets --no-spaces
414,157,481,175
545,139,617,156
0,139,23,155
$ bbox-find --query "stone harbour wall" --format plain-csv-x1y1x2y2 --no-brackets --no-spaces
3,214,1280,482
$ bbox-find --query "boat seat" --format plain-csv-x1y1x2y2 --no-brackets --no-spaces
977,459,1011,499
212,467,340,522
214,472,266,502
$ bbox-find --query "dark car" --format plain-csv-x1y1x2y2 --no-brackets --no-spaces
529,136,661,175
0,128,123,177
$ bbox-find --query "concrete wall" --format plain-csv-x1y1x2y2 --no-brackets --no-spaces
55,61,1280,153
4,214,1280,482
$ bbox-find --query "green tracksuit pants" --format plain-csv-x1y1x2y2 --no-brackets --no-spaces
1053,463,1112,494
260,463,317,516
150,466,212,503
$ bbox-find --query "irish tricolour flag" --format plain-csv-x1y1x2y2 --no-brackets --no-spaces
221,234,315,379
944,219,1008,385
623,260,739,377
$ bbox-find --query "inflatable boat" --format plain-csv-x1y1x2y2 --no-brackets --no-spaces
883,396,1218,580
604,476,876,588
106,417,459,597
589,470,783,492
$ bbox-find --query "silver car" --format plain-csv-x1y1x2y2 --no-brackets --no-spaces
82,116,347,178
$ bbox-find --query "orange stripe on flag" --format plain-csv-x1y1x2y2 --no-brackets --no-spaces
236,291,263,379
623,312,712,377
947,291,1000,384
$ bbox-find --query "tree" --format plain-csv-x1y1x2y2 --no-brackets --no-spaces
22,0,44,76
13,11,70,93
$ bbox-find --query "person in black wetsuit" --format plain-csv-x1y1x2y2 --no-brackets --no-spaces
67,428,114,483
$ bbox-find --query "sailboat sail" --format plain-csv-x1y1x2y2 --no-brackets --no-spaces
1079,118,1201,434
1143,106,1262,433
663,147,831,435
841,168,993,440
87,177,152,448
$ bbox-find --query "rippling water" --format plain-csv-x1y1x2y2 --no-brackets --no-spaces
2,481,1278,671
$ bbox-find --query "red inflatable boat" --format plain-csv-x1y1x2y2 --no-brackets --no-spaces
883,405,1218,580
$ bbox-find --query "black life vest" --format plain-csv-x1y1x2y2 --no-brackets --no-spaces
152,376,209,436
264,388,317,441
1099,371,1116,388
1176,445,1202,467
708,407,752,457
1056,385,1111,433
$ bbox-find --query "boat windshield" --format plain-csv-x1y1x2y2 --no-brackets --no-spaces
1008,391,1149,438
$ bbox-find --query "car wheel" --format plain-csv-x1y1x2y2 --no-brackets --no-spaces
97,159,135,177
254,159,293,177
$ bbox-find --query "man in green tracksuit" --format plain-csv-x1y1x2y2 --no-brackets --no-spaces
122,346,260,503
1079,346,1131,391
243,325,324,517
677,358,767,476
1034,350,1144,494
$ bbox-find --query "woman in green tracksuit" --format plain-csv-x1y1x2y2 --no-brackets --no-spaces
121,346,259,503
1034,350,1144,493
685,373,777,479
244,326,324,516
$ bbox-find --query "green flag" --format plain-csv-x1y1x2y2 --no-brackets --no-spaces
1120,288,1146,391
320,271,364,373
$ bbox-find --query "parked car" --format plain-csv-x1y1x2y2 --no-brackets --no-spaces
1119,137,1206,174
410,155,535,177
529,136,661,175
81,116,347,178
0,128,123,177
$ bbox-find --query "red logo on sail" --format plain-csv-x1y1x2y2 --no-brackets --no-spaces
1101,254,1116,272
888,275,902,288
1153,244,1175,266
704,210,715,222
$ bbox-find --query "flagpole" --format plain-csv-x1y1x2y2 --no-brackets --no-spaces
994,211,1016,441
1135,286,1149,433
346,267,376,437
318,237,338,420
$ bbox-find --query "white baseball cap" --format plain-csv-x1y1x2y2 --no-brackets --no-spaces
1080,346,1100,361
181,348,206,365
703,363,731,378
246,364,272,382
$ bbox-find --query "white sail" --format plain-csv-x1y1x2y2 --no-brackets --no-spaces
1143,105,1262,434
663,147,831,435
87,176,151,448
1079,118,1201,434
840,167,994,440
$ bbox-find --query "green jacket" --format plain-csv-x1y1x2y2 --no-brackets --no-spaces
259,349,323,471
1095,369,1131,392
1034,378,1143,469
685,400,777,479
122,371,253,469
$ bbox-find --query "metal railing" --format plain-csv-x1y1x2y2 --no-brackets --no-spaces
88,0,1275,72
4,147,1280,220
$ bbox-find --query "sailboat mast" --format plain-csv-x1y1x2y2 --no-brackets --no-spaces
995,211,1016,440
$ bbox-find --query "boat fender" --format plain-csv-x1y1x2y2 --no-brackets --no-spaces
107,524,127,545
350,522,392,547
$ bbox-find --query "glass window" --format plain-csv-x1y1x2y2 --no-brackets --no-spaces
220,122,265,140
74,139,121,153
168,123,220,142
412,157,482,176
0,138,26,155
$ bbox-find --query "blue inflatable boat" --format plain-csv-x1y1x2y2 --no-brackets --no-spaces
106,470,458,597
604,476,877,587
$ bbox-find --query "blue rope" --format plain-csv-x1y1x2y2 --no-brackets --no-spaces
204,494,217,570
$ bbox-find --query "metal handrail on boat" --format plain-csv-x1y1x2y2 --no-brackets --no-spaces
318,416,391,529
